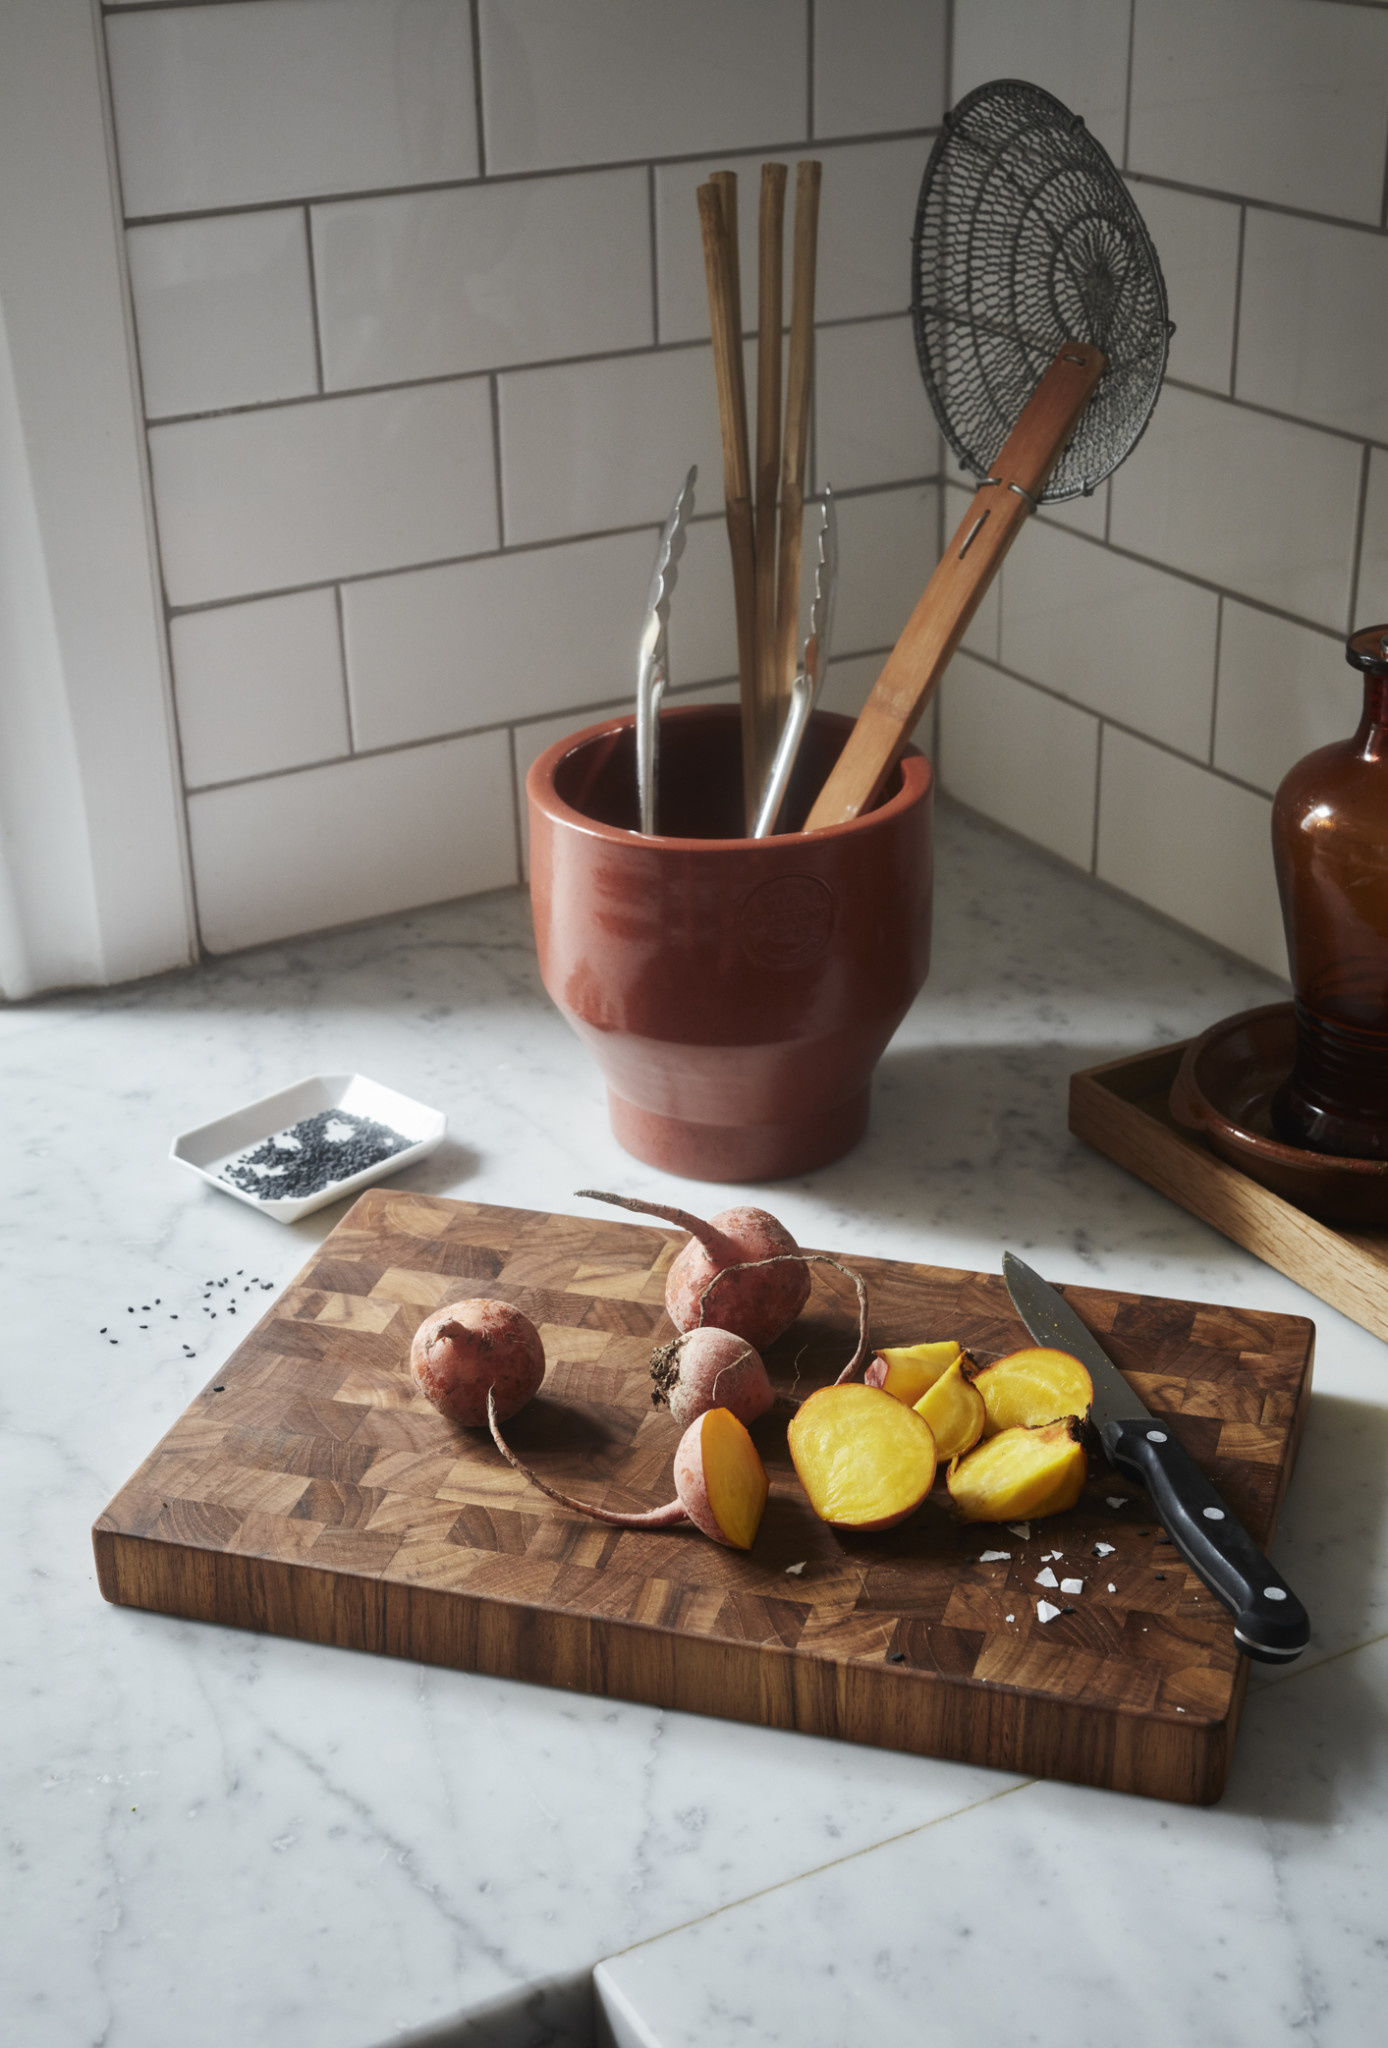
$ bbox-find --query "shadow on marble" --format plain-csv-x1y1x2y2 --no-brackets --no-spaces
1220,1632,1388,1830
384,1968,593,2048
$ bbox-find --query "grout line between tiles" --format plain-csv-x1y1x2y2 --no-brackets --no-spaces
162,473,942,617
806,0,816,140
1228,206,1246,397
1244,1625,1388,1698
956,646,1282,803
302,205,325,395
646,163,660,345
469,0,487,182
1348,442,1373,633
179,653,893,801
142,310,914,430
1208,594,1224,766
332,585,355,753
489,372,506,550
1121,0,1136,172
1090,720,1105,875
505,726,524,886
117,126,941,232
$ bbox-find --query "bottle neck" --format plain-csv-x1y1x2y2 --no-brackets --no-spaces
1355,672,1388,759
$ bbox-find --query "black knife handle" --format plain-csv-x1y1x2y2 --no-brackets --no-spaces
1101,1418,1310,1663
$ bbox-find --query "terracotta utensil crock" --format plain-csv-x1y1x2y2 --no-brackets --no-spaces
526,704,933,1182
1169,1002,1388,1225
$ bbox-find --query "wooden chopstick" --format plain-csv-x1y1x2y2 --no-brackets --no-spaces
697,175,759,831
754,163,788,788
774,160,822,730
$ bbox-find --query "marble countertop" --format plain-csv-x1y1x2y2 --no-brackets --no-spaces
5,800,1385,2048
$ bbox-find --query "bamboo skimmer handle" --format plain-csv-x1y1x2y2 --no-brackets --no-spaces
803,341,1107,831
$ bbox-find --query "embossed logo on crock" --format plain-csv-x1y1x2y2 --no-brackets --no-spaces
739,875,836,969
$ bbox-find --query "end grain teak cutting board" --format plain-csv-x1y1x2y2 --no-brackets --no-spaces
95,1193,1313,1805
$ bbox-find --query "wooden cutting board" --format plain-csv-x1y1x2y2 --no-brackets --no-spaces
94,1192,1314,1805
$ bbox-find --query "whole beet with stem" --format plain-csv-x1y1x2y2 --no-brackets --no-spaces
576,1189,811,1350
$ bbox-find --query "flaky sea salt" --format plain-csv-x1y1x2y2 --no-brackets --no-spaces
1108,1582,1117,1593
1037,1600,1061,1624
785,1562,806,1575
1106,1497,1127,1509
1094,1541,1116,1557
1035,1566,1059,1588
1060,1578,1083,1596
979,1550,1011,1562
1006,1522,1031,1539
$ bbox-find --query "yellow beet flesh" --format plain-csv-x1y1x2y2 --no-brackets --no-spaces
788,1384,938,1531
946,1418,1087,1523
913,1357,986,1459
973,1347,1093,1436
869,1340,962,1407
699,1406,769,1550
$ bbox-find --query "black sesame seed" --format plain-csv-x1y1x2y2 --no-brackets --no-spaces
212,1385,225,1393
100,1328,107,1335
887,1651,906,1663
1062,1605,1076,1614
215,1108,411,1202
1154,1572,1166,1580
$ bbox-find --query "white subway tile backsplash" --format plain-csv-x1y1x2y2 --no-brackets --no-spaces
1095,728,1285,978
127,211,317,421
1213,602,1359,798
938,651,1100,870
831,485,937,656
478,0,806,176
654,139,926,346
1129,0,1388,224
313,170,652,393
150,381,498,607
813,0,947,140
662,515,740,690
951,0,1132,161
817,652,884,724
1237,211,1388,444
1127,182,1240,396
106,0,478,217
189,732,516,954
1033,480,1109,543
999,519,1219,758
340,527,659,749
498,348,723,547
171,589,349,790
1108,386,1360,630
815,318,938,492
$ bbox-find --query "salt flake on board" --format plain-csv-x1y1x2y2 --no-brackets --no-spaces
1108,1582,1117,1593
1006,1523,1031,1539
1035,1566,1059,1588
1106,1497,1128,1509
1060,1578,1083,1596
979,1550,1011,1562
1094,1541,1116,1557
1036,1600,1061,1624
785,1562,806,1576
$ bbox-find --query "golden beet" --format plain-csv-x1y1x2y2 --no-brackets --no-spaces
788,1383,937,1531
913,1356,986,1460
973,1347,1093,1436
947,1417,1087,1524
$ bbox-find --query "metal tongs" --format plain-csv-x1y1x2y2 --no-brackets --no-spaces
752,486,836,837
636,466,696,835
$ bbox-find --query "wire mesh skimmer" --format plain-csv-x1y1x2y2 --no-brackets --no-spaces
912,78,1171,502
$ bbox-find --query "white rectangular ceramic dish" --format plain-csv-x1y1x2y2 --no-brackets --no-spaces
170,1074,446,1223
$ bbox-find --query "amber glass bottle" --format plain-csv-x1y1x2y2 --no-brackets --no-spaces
1271,623,1388,1157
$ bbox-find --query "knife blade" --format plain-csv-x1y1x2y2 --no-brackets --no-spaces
1001,1251,1310,1664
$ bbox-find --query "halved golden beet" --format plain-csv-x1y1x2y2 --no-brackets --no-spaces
913,1356,986,1460
973,1347,1093,1436
674,1407,770,1550
946,1417,1087,1523
864,1339,962,1406
788,1383,937,1531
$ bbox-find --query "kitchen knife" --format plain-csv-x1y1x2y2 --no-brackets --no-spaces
1001,1251,1310,1664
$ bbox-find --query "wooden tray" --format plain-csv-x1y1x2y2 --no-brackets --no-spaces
94,1192,1314,1806
1071,1041,1388,1343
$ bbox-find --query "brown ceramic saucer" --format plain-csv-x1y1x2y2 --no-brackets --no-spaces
1169,1001,1388,1225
